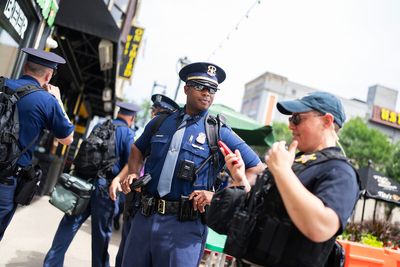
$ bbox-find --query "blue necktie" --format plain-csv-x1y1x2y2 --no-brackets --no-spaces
157,115,190,197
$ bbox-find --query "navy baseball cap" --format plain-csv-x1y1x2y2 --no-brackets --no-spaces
22,48,66,69
277,91,346,128
116,101,141,116
179,62,226,89
151,94,179,112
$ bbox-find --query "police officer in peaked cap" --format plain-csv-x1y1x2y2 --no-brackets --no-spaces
111,95,179,266
119,62,264,267
0,48,74,241
44,101,140,267
151,93,180,117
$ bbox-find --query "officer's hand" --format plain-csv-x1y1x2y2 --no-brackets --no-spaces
109,177,122,201
265,140,298,175
43,83,61,100
189,190,214,213
221,148,246,183
122,173,139,194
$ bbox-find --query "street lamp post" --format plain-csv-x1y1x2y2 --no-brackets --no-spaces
151,80,167,96
174,57,191,101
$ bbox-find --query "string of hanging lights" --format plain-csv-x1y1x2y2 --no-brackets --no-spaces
207,0,262,60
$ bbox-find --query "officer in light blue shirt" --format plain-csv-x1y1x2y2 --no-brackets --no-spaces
0,48,74,241
44,102,140,267
121,62,264,267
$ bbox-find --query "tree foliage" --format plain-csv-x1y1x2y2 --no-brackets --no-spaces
385,141,400,182
339,117,398,180
271,121,292,144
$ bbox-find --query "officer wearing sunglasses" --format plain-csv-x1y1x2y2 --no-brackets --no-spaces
221,91,360,266
120,62,263,267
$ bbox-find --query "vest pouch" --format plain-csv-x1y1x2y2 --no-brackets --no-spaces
14,165,42,205
261,217,291,265
224,209,256,258
49,173,94,216
207,186,246,234
242,216,292,266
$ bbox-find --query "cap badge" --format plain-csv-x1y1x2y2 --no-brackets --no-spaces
207,65,217,77
156,95,162,102
196,132,206,144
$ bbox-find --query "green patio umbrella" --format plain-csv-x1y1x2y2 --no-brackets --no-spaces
208,104,274,148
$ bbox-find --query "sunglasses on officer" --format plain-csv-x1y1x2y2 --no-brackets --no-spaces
288,113,324,126
187,82,218,94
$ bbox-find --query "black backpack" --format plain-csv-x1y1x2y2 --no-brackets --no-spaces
0,77,40,178
74,119,125,179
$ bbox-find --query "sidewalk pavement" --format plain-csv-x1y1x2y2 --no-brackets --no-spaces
0,195,122,267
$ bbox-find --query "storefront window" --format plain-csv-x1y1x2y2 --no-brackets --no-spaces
0,28,18,77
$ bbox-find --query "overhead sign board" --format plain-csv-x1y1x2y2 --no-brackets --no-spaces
119,26,144,79
370,105,400,129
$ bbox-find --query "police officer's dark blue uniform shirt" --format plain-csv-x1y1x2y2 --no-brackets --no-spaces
4,76,74,167
0,48,73,242
135,108,260,200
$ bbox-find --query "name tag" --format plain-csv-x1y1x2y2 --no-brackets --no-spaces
192,143,205,150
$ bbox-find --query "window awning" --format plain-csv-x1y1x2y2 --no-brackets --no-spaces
55,0,120,43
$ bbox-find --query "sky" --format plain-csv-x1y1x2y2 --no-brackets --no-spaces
123,0,400,112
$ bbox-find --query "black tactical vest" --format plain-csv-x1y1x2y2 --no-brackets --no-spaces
242,147,357,267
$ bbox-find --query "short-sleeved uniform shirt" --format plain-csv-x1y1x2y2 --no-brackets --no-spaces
5,75,74,167
297,147,359,231
135,108,261,201
111,118,135,176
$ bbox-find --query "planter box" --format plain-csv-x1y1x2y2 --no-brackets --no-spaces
338,240,400,267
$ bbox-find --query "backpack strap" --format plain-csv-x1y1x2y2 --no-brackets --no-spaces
205,113,226,165
200,113,226,189
15,85,41,98
2,83,42,170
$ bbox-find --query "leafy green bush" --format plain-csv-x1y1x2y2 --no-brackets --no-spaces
340,220,400,250
360,233,383,247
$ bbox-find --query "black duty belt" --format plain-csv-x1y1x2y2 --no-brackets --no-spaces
141,194,180,215
155,198,180,215
0,176,15,186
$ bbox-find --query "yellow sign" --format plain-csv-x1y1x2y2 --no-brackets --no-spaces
370,106,400,129
119,26,145,79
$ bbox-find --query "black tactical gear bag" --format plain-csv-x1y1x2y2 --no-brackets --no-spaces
0,77,40,178
14,165,43,205
74,120,123,179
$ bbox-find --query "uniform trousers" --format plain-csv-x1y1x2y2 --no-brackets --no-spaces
121,212,208,267
44,177,115,267
0,176,17,241
115,215,133,267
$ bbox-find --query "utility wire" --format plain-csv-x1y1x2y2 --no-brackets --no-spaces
207,0,262,60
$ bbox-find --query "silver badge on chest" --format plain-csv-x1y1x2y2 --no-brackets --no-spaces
195,132,206,144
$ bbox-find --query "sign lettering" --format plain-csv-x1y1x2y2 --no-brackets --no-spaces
4,0,28,39
371,106,400,129
119,26,145,79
